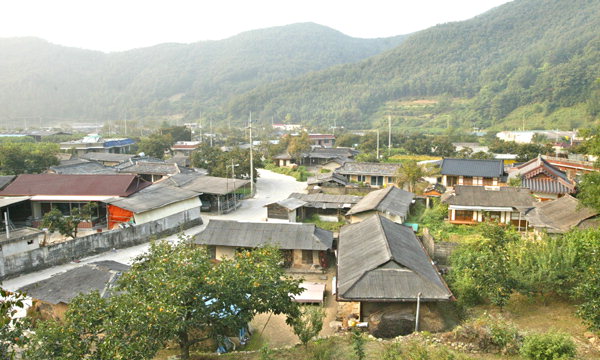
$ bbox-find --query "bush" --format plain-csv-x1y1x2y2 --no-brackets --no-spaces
520,332,576,360
308,338,337,360
447,315,522,355
381,339,469,360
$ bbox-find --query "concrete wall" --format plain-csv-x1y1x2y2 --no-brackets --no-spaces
350,211,403,224
0,230,44,257
0,208,202,280
134,197,201,225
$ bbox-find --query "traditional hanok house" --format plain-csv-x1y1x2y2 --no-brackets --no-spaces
307,173,349,192
309,134,335,148
337,214,453,337
508,155,576,201
171,141,201,157
441,185,534,228
0,174,151,229
266,192,362,222
195,220,333,270
542,155,599,180
19,261,129,320
346,186,414,224
117,161,182,183
103,183,202,229
79,153,137,167
163,174,251,214
335,162,401,187
440,158,505,187
524,194,599,235
300,147,358,168
273,152,294,167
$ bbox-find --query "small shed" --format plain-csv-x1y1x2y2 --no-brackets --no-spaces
195,220,333,269
264,198,307,222
286,192,362,221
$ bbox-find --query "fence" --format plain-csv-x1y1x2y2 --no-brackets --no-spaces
0,208,201,280
420,228,459,266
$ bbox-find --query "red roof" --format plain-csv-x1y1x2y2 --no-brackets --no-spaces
0,174,151,197
309,134,335,140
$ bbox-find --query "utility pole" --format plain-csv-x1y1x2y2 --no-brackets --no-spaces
388,115,392,155
249,112,254,197
209,119,213,147
376,129,380,160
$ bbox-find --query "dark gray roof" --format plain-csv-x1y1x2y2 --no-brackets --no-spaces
335,162,401,177
166,174,250,195
441,158,504,178
347,186,414,218
104,183,199,213
267,198,307,211
289,192,362,209
522,179,574,195
195,220,333,251
19,262,129,304
0,175,16,190
306,147,358,159
525,195,598,233
338,215,452,301
118,161,180,176
49,162,117,175
442,185,534,209
307,173,349,186
80,153,136,163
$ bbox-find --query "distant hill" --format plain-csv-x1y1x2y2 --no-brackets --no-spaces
0,23,405,126
227,0,600,130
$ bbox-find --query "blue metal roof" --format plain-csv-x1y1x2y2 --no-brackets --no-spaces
103,138,135,148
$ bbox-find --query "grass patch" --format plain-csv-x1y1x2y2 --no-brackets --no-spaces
302,215,346,232
265,164,311,182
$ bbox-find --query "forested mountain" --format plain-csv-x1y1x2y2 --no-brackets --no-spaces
0,23,405,125
227,0,600,130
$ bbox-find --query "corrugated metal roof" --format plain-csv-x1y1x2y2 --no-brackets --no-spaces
268,198,307,211
335,162,401,177
289,192,362,206
195,220,333,251
118,162,180,176
0,174,151,197
525,195,598,233
307,173,349,186
337,215,452,301
441,158,504,177
50,162,117,175
0,196,30,208
80,153,136,163
104,183,200,213
442,185,534,208
347,186,414,218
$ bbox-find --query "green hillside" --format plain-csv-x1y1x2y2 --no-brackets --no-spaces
0,23,405,126
227,0,600,130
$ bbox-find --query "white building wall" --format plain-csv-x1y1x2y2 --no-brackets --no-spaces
134,197,201,225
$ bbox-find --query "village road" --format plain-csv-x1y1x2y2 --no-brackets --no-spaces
1,169,307,294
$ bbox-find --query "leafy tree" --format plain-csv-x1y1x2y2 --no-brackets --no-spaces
394,160,427,193
0,143,60,175
0,288,28,360
161,125,191,142
137,133,173,159
291,306,325,347
41,202,97,239
576,172,600,211
287,131,312,163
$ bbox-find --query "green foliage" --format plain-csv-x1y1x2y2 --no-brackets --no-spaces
577,172,600,212
137,133,173,159
160,125,191,142
394,160,431,193
520,332,576,360
0,142,59,175
308,338,337,360
448,224,519,308
381,339,468,360
350,328,366,360
287,132,312,162
27,241,302,360
259,344,274,360
292,306,325,347
264,163,310,182
450,315,522,355
302,214,346,232
0,288,29,360
192,144,261,183
41,202,98,239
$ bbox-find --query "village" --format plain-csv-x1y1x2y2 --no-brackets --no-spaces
1,124,599,359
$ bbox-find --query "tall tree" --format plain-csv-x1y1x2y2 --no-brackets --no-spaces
1,288,28,360
287,132,312,163
137,133,173,159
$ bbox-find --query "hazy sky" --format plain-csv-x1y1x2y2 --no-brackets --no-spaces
0,0,512,52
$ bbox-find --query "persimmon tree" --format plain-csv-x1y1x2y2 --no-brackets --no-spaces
27,241,302,360
0,288,28,360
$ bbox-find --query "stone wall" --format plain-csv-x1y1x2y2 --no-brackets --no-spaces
420,228,459,266
0,208,202,280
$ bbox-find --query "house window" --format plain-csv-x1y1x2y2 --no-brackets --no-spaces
371,176,384,186
207,246,216,259
302,250,313,264
462,177,473,185
483,177,494,186
454,210,473,221
388,177,394,184
446,176,457,186
356,175,366,182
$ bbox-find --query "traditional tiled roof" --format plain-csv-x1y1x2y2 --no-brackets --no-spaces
337,214,452,301
509,156,575,194
441,158,504,178
525,195,598,233
288,192,362,209
195,220,333,251
104,183,199,213
521,179,574,195
347,186,414,219
441,185,534,209
307,172,349,186
335,162,401,177
49,162,117,175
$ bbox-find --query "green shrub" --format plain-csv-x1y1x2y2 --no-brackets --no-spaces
448,315,522,354
309,338,336,360
381,339,468,360
520,332,576,360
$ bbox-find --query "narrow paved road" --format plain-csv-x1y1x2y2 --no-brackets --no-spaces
2,169,307,294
